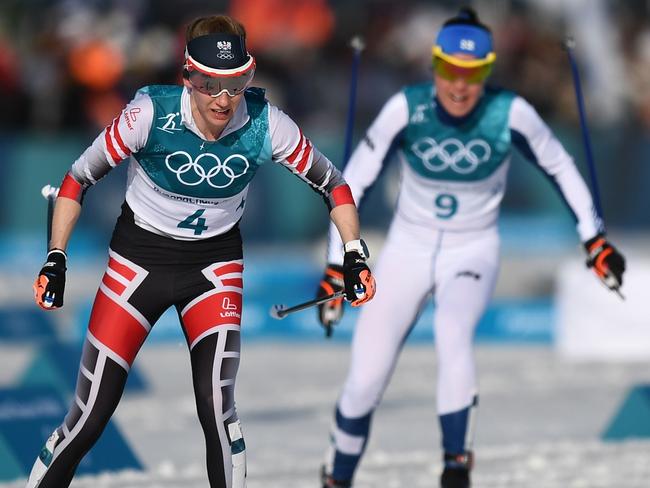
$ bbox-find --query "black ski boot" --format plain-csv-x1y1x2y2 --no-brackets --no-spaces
321,465,352,488
440,452,472,488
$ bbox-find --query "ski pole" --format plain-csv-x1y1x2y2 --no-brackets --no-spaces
41,185,59,252
342,36,365,166
563,37,605,223
563,38,623,300
269,291,344,320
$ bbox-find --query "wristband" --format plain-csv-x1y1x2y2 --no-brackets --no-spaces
343,239,369,259
47,249,67,259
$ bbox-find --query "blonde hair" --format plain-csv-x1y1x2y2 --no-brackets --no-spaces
185,15,246,42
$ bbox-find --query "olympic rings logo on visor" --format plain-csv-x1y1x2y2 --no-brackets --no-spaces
185,53,256,97
432,46,495,84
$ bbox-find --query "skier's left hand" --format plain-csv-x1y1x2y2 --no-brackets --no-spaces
584,234,625,290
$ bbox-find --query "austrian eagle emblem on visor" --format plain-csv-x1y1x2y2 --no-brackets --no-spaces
216,41,234,60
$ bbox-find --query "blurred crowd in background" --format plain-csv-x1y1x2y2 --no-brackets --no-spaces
0,0,648,246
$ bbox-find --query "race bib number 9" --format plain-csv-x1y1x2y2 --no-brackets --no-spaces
434,193,458,219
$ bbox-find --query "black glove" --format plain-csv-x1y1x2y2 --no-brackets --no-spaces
342,240,376,307
33,249,67,310
316,264,345,337
584,234,626,290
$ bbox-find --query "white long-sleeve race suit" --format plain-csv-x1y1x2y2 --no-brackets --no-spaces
323,83,602,482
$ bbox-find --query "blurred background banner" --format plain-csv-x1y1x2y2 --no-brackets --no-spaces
0,387,142,481
1,0,647,341
1,0,648,242
0,0,648,345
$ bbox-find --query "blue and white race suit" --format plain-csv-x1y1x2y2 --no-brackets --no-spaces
323,84,602,481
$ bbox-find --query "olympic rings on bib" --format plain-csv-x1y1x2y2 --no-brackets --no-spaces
165,151,249,188
411,137,491,174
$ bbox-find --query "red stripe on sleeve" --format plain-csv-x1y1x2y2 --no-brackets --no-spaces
112,115,130,157
295,141,313,173
58,173,83,201
286,129,305,163
331,184,355,207
104,125,122,164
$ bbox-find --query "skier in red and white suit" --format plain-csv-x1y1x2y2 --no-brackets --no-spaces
28,14,375,488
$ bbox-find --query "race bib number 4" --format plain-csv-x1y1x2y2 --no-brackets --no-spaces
178,209,209,235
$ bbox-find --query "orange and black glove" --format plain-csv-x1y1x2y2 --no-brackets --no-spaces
341,240,376,307
316,264,345,337
316,239,376,337
33,249,67,310
584,234,625,292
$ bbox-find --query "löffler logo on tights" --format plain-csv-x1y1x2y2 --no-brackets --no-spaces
220,296,241,319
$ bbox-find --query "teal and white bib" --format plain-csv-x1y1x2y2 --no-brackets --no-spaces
134,85,272,199
396,84,515,230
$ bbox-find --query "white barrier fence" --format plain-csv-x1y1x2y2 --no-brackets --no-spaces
555,257,650,361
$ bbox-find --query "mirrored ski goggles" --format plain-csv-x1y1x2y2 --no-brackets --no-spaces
184,54,256,97
432,46,495,84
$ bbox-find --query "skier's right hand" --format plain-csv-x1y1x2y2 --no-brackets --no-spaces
316,264,345,337
33,249,67,310
341,239,376,307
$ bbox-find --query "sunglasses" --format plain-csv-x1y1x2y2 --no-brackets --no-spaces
433,56,493,84
431,46,495,84
184,55,256,97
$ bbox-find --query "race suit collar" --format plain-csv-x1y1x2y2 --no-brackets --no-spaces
180,86,251,140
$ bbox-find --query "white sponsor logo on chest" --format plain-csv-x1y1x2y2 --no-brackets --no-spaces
157,112,182,134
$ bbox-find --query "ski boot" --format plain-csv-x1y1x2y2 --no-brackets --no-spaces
440,451,472,488
321,465,352,488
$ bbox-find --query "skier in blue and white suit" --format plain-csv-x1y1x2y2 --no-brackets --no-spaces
317,7,625,488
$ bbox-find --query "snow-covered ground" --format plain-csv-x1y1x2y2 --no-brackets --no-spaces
3,343,650,487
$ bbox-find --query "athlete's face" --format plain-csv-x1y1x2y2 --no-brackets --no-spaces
434,54,487,118
185,78,245,139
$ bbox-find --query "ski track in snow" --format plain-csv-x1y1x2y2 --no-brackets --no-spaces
3,343,650,487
